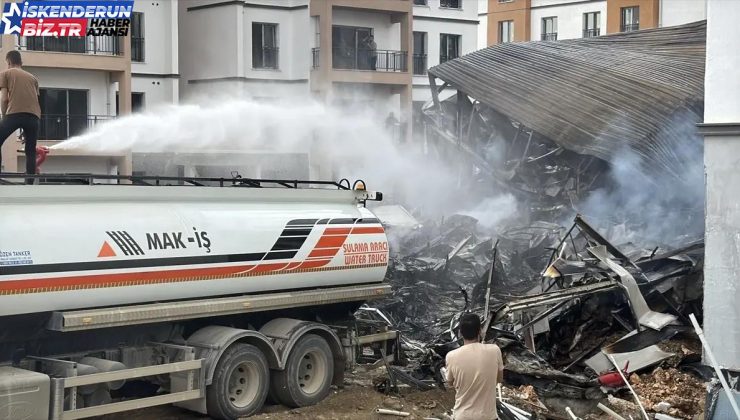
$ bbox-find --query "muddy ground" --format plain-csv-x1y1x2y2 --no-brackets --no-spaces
103,383,456,420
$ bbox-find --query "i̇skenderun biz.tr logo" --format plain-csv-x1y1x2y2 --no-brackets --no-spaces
0,1,133,37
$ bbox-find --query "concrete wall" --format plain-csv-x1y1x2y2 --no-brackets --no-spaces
487,0,532,43
29,68,113,116
660,0,706,27
478,0,489,49
606,0,660,33
178,1,241,87
132,0,178,76
530,0,607,40
702,0,740,371
132,0,179,109
132,77,179,108
242,6,310,81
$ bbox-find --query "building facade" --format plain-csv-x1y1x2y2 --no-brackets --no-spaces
179,0,413,143
485,0,706,45
0,0,180,176
131,0,180,111
410,0,479,141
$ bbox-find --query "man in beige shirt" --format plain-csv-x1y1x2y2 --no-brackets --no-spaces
445,313,504,420
0,50,41,179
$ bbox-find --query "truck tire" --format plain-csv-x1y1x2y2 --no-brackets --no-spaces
270,334,334,408
206,343,269,419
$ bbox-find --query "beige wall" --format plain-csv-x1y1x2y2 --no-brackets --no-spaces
487,0,532,45
606,0,659,33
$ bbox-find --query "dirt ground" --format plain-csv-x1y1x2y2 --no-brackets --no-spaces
102,384,456,420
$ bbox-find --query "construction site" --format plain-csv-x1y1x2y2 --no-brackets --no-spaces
0,0,739,420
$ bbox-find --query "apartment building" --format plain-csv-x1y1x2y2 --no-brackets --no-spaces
0,2,132,175
410,0,479,140
485,0,706,44
131,0,179,111
0,0,180,176
179,0,412,137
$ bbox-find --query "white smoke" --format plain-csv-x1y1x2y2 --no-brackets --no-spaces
52,96,518,224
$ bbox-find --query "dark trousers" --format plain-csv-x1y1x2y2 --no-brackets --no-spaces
0,112,40,177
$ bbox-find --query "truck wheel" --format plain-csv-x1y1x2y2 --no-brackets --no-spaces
206,343,269,419
270,334,334,408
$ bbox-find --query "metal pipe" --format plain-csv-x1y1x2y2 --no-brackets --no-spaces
376,408,410,417
689,313,740,419
597,403,627,420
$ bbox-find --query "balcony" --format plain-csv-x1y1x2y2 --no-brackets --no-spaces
541,33,558,41
313,48,408,72
19,36,122,56
621,24,639,32
40,114,114,141
583,28,600,38
413,54,427,75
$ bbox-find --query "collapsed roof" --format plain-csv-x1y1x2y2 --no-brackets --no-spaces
427,21,706,180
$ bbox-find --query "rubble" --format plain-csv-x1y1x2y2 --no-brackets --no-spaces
361,207,711,419
630,367,706,418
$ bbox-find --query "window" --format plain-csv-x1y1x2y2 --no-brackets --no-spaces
132,93,145,113
252,23,278,69
332,25,373,70
440,0,461,9
499,20,514,43
583,12,600,37
541,17,557,41
131,12,144,62
39,89,88,140
440,34,460,63
413,31,427,75
413,0,427,5
621,6,639,32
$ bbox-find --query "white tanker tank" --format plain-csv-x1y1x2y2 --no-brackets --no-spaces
0,180,388,316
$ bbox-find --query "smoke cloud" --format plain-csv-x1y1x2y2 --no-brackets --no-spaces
53,96,518,224
573,111,705,246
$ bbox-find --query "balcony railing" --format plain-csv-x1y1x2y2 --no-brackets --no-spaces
40,114,115,141
331,48,407,72
541,33,558,41
253,46,279,69
19,36,122,56
621,23,639,32
131,37,145,62
413,54,427,75
312,47,320,69
583,28,600,38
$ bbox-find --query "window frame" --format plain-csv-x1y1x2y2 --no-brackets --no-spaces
541,16,557,41
439,0,461,10
583,11,600,37
413,31,427,75
498,20,514,44
252,22,279,70
131,12,144,62
620,6,639,32
439,33,461,64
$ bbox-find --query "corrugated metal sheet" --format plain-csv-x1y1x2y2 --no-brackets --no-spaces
428,21,706,179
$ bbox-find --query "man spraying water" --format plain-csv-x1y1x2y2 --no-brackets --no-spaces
0,50,41,182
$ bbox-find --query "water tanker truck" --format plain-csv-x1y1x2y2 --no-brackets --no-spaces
0,174,394,420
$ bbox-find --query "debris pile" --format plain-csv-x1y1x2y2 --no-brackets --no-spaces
629,368,706,418
362,208,710,419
